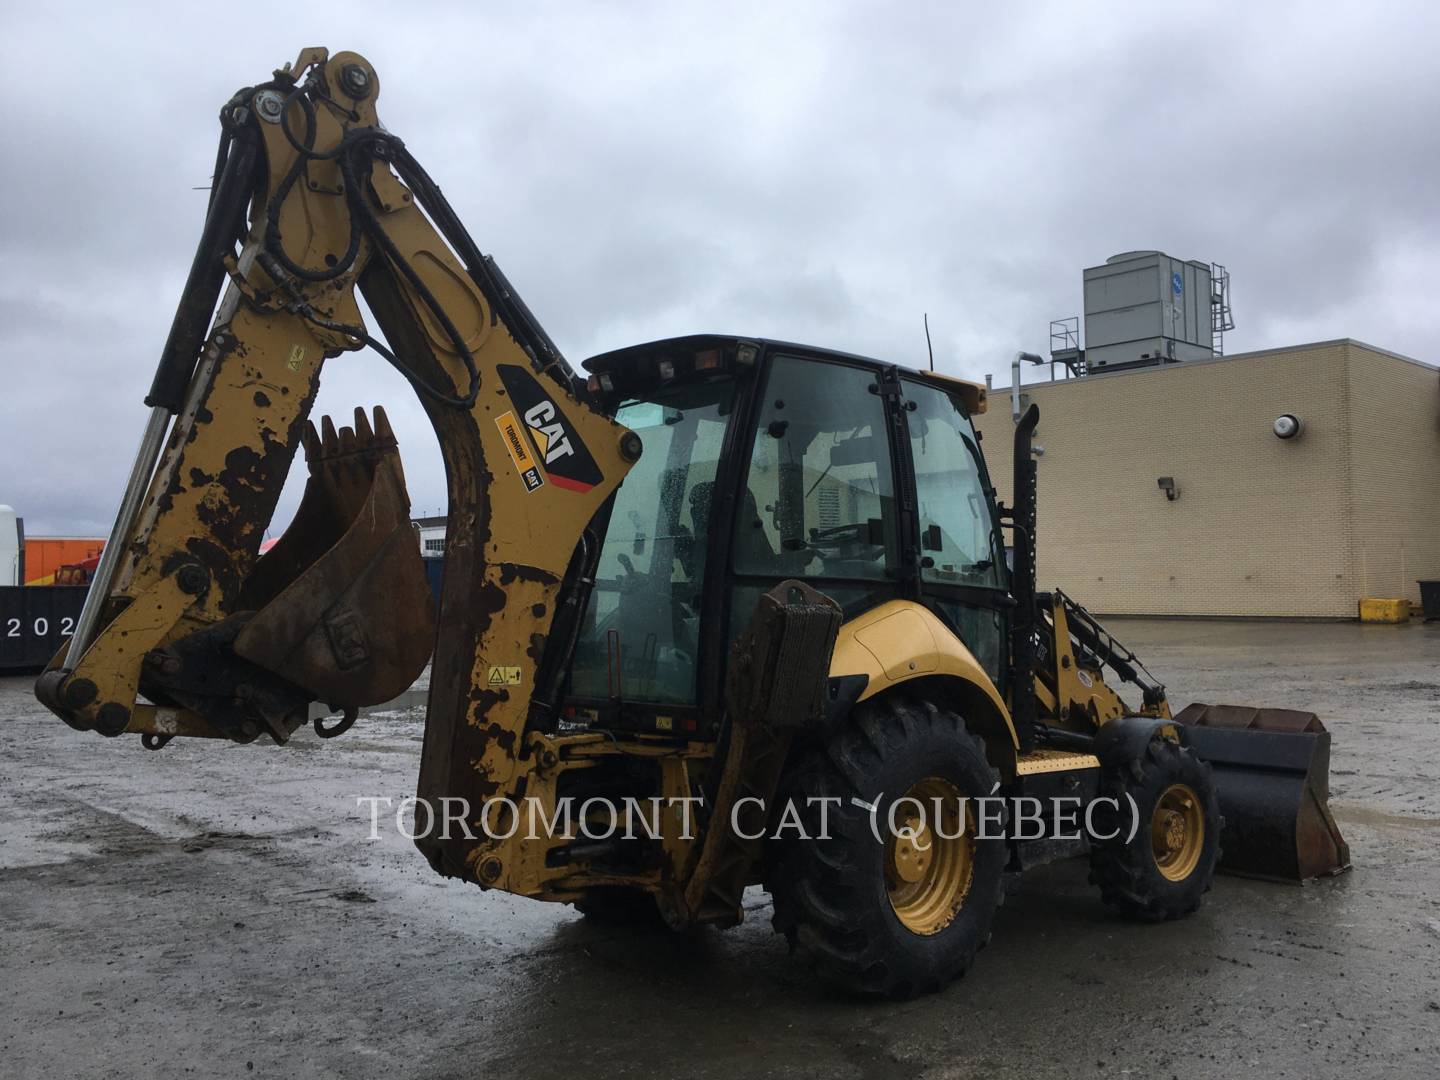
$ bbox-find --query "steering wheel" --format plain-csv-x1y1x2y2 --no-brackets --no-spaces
806,522,885,556
615,553,649,593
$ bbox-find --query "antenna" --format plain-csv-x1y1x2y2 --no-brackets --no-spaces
923,313,935,372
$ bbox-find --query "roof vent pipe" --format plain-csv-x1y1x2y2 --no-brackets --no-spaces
1011,352,1044,422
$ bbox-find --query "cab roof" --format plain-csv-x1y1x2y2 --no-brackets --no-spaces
582,334,988,415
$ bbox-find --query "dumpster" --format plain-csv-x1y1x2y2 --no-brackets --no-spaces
0,585,88,672
1419,580,1440,622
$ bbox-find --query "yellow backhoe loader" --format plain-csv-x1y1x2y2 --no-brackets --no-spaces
36,48,1349,998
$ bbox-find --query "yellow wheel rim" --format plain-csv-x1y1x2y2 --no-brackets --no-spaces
1151,783,1205,882
885,777,975,936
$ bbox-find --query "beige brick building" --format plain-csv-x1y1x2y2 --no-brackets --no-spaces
973,340,1440,617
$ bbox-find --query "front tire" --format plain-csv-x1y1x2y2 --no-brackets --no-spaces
1088,737,1220,922
767,696,1007,999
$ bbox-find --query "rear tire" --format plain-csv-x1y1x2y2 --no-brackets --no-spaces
1088,737,1220,922
766,696,1007,999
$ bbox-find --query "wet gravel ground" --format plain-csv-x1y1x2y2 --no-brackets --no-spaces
2,619,1437,1079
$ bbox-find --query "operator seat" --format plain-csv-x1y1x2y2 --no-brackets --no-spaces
684,481,803,577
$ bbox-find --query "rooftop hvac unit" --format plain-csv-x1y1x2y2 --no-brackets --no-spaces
1050,251,1235,375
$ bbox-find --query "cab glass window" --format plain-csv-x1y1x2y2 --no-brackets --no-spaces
568,380,736,704
904,381,1003,589
734,356,898,583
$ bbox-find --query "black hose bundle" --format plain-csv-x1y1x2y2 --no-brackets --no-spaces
258,82,483,408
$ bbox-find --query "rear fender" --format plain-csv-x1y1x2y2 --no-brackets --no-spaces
828,600,1018,778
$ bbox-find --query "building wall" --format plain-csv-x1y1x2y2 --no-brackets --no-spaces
418,526,446,556
974,340,1439,617
413,515,446,556
1346,343,1440,603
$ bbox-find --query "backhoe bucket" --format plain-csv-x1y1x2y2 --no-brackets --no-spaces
232,406,436,710
1177,703,1351,882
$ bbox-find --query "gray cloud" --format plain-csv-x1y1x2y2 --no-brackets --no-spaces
2,1,1437,535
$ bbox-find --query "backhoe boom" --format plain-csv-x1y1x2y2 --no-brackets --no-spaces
37,48,640,892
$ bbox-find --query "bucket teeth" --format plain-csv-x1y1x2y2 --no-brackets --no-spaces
320,415,339,455
306,407,396,467
373,405,394,442
354,407,374,443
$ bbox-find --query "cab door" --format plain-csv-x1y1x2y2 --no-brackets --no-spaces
725,353,904,642
900,379,1009,688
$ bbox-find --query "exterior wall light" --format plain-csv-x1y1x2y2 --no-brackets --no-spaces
1157,476,1179,501
1273,413,1303,439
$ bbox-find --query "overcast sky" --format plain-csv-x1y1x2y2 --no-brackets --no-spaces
3,1,1437,536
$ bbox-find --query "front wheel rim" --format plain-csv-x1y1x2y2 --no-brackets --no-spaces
1151,782,1205,882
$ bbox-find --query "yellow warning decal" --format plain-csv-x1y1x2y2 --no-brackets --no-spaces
495,411,545,492
487,665,523,687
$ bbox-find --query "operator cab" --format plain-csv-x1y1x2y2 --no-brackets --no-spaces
562,335,1008,738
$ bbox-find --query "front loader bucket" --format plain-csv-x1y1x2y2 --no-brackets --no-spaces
232,406,436,710
1177,703,1351,882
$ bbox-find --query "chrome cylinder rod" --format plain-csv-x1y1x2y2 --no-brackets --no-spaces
66,405,171,664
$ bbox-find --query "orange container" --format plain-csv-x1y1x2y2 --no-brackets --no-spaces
23,538,105,586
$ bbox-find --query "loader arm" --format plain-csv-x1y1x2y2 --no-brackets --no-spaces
36,49,640,886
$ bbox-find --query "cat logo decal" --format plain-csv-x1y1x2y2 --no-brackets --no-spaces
497,364,604,493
